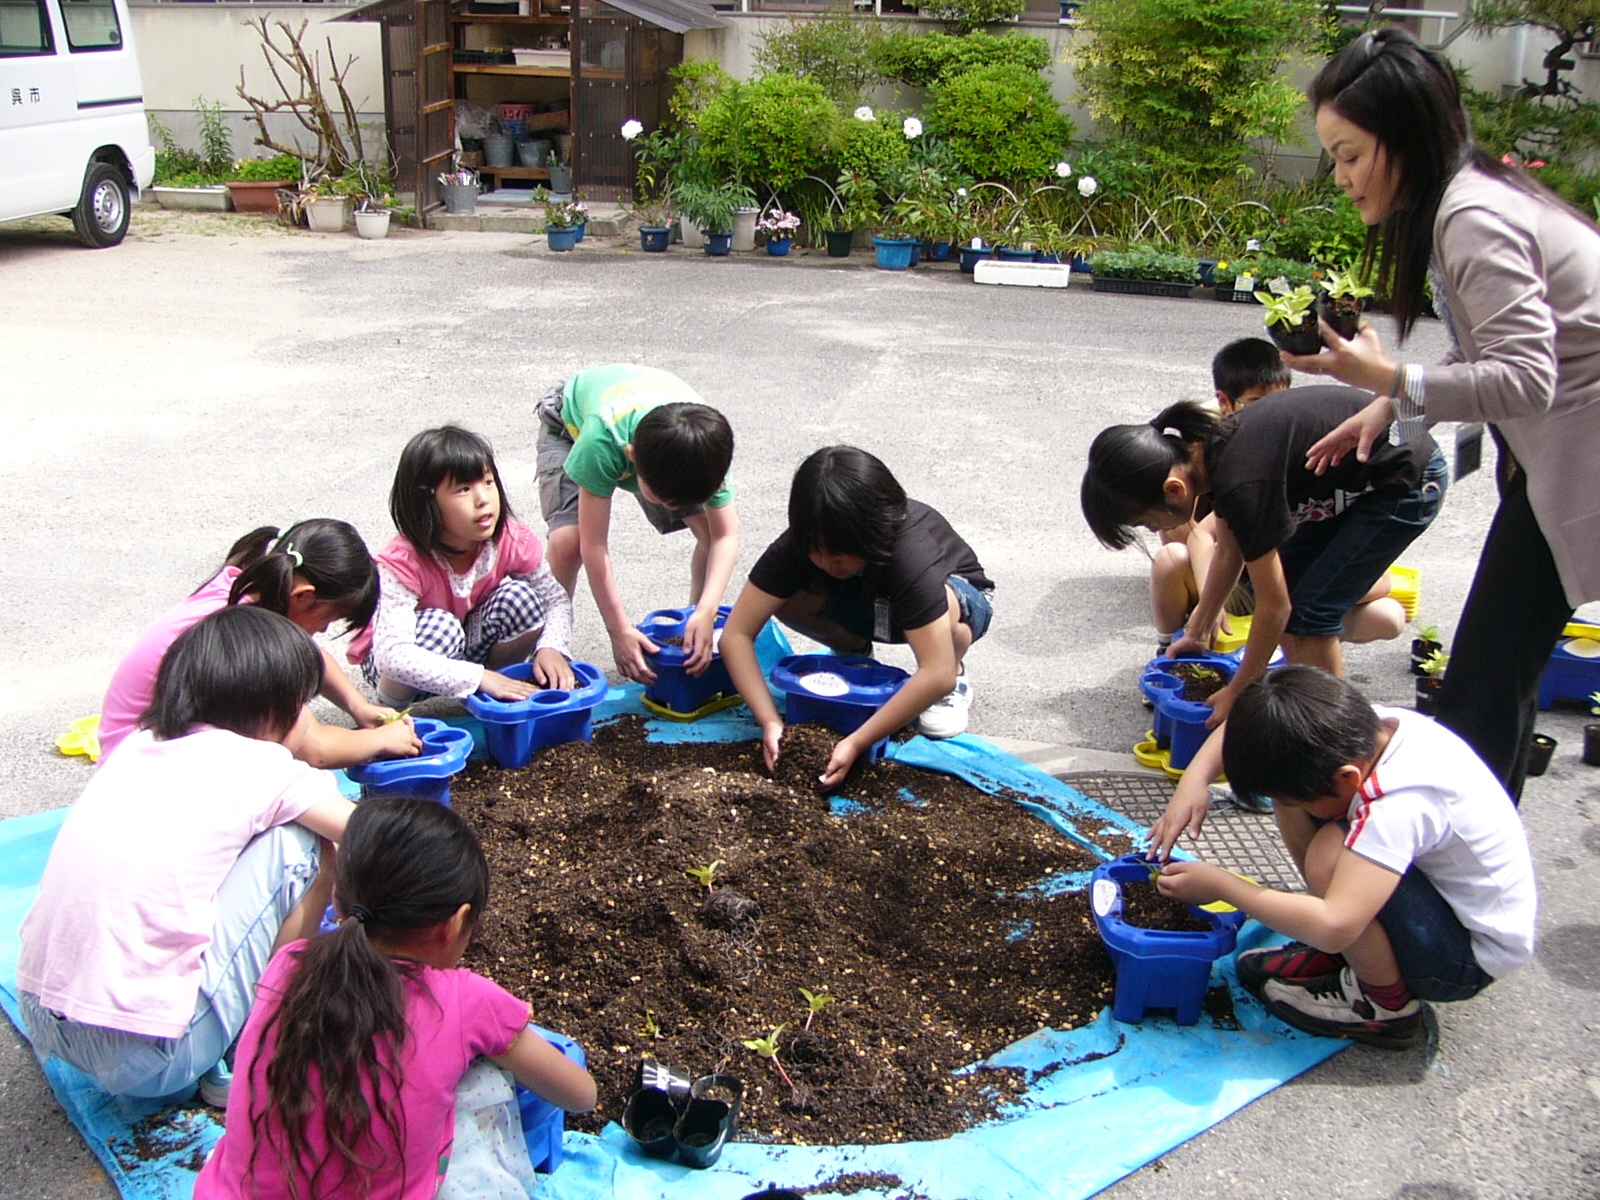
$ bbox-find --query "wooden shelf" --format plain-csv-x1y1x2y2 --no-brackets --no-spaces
478,166,553,179
454,13,570,21
454,62,570,77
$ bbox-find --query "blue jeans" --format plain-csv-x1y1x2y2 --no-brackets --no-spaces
1277,449,1447,637
820,573,994,645
1376,864,1495,1002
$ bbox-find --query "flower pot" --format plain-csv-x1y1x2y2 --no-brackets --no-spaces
442,183,478,214
770,654,909,765
872,235,918,271
1266,313,1322,356
765,236,792,257
825,229,854,258
546,162,573,192
306,195,349,233
1527,733,1557,777
638,606,740,719
925,239,951,262
516,138,552,168
483,133,516,168
149,185,232,212
959,244,992,273
731,206,759,252
573,220,586,243
1415,676,1442,716
1069,253,1092,273
354,209,391,239
703,231,733,256
1410,637,1443,676
462,661,609,769
344,718,473,807
1585,724,1600,767
1320,294,1363,341
546,224,579,251
639,226,670,252
226,180,292,214
996,245,1035,262
680,215,706,249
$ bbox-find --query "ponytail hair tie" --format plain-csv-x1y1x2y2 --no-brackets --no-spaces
1150,423,1183,439
345,904,375,926
281,541,304,570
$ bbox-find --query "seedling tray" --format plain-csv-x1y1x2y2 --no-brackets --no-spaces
638,606,741,720
1091,855,1245,1025
463,660,609,768
1091,277,1194,298
770,654,909,764
517,1025,587,1173
344,717,473,805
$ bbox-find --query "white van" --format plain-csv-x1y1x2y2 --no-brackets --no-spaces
0,0,153,247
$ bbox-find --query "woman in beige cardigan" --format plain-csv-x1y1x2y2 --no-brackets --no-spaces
1285,27,1600,802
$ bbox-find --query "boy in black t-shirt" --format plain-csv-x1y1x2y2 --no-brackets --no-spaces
721,446,994,787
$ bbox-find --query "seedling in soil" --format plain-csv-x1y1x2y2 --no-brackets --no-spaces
1415,624,1439,644
1590,690,1600,717
743,1024,798,1092
799,988,836,1030
1421,650,1450,680
638,1009,662,1040
685,859,724,892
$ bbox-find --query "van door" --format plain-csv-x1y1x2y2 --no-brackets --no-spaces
0,0,77,219
59,0,140,105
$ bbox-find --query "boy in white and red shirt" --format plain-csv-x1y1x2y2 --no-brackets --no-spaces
1147,664,1536,1049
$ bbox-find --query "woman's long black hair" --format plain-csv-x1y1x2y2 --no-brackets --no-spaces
248,797,492,1200
217,519,379,630
1080,401,1221,550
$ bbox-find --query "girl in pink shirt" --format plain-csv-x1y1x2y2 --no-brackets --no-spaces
99,519,421,768
353,426,576,703
196,797,597,1200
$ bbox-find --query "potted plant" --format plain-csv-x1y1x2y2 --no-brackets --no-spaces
630,196,674,252
675,180,750,256
1319,267,1375,340
439,167,479,215
1528,732,1557,777
1090,247,1199,297
756,209,801,257
1410,623,1443,676
1256,285,1321,355
1587,693,1600,767
1415,650,1449,716
1210,257,1259,302
298,176,351,233
544,196,583,251
226,153,301,213
353,196,392,239
546,152,573,194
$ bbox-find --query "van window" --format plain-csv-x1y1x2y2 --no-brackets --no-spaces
60,0,120,50
0,0,54,56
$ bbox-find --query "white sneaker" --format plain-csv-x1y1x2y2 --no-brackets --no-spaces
916,674,971,738
198,1059,232,1108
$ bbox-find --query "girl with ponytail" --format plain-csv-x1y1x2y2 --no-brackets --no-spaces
195,797,596,1200
99,519,421,767
1082,388,1447,725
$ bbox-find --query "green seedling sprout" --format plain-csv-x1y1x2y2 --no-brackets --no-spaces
1320,267,1375,301
1421,649,1450,680
1415,624,1440,644
743,1024,797,1091
1254,285,1317,330
1589,690,1600,717
684,859,724,893
799,988,836,1031
638,1009,662,1040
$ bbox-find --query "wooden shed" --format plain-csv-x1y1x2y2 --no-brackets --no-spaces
341,0,724,209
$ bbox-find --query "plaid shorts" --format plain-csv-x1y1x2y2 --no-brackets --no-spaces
362,578,554,690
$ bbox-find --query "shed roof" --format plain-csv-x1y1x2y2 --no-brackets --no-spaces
338,0,726,27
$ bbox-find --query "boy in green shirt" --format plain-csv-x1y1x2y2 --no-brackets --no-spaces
535,364,738,684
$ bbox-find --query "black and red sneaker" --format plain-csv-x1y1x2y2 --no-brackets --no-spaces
1236,941,1345,997
1262,966,1423,1050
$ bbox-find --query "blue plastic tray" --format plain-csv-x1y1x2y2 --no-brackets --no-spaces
770,654,910,764
637,605,739,718
1091,855,1245,1025
1138,656,1236,770
516,1025,588,1173
463,661,609,769
344,717,474,805
1538,638,1600,711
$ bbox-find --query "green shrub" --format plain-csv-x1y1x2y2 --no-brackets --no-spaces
826,110,913,179
1073,0,1316,178
925,64,1072,182
873,30,1052,88
194,97,234,180
234,153,303,182
1463,82,1600,209
913,0,1024,35
755,11,886,108
1091,246,1199,282
669,59,734,126
1267,197,1367,266
698,75,838,190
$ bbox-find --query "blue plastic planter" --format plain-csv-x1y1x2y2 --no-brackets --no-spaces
703,232,733,256
573,220,586,243
516,1025,587,1172
1091,855,1245,1025
766,236,792,257
995,245,1035,262
769,654,909,763
1138,655,1237,769
639,226,670,252
462,660,609,768
871,235,918,271
1538,633,1600,710
924,239,951,262
638,605,741,719
958,245,991,273
344,717,473,806
546,225,578,251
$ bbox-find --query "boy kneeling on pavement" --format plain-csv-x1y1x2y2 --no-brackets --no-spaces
1148,665,1536,1049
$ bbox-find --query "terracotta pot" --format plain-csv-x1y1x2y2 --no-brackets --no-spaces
226,180,293,214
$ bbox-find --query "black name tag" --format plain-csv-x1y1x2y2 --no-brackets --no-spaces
1455,422,1484,481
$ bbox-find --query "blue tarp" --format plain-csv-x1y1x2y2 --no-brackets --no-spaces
1,644,1344,1199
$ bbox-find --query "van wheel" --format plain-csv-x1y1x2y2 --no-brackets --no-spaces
72,163,130,248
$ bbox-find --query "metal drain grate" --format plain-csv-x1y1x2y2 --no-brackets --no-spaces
1059,771,1305,893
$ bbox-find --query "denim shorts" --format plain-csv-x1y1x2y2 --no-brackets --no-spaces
821,573,994,646
1278,449,1447,638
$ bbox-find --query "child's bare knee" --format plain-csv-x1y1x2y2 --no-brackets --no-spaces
1152,542,1189,576
1303,821,1346,895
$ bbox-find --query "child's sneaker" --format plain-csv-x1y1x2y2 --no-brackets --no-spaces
1262,966,1423,1049
916,674,971,739
198,1058,232,1108
1236,941,1345,997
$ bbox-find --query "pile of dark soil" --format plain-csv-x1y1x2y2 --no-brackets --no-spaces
452,719,1155,1145
1169,662,1229,703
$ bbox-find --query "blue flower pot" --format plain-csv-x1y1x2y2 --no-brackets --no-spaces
766,236,792,257
958,245,992,273
573,220,586,243
703,232,733,256
996,245,1035,262
925,239,951,262
1070,253,1093,273
546,224,578,251
871,235,918,271
1037,251,1061,264
770,654,910,764
638,606,739,718
639,226,670,252
344,718,473,807
462,661,609,768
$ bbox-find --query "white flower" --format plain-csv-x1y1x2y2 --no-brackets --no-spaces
854,105,875,122
1246,237,1262,251
620,119,643,141
903,116,923,139
1055,161,1072,178
1077,175,1098,197
956,187,968,197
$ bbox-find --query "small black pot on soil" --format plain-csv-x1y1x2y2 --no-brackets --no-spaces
1584,724,1600,766
1415,676,1442,716
1320,294,1363,341
1411,637,1443,676
1527,733,1557,777
1267,314,1322,356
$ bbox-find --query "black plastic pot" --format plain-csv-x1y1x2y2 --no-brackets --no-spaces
1411,637,1443,676
1585,724,1600,766
1320,294,1363,341
825,229,853,258
622,1088,678,1159
1415,676,1442,716
673,1074,744,1169
1267,314,1322,356
1528,733,1557,777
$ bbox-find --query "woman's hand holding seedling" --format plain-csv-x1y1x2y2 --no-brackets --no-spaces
480,668,539,701
531,647,576,691
681,608,718,676
610,626,660,685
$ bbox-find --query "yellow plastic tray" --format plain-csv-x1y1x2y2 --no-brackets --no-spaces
640,691,744,723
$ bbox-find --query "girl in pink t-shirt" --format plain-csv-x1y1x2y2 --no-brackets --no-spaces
196,797,597,1200
99,519,421,768
354,425,576,703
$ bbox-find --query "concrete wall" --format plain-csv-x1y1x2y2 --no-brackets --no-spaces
129,2,383,161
